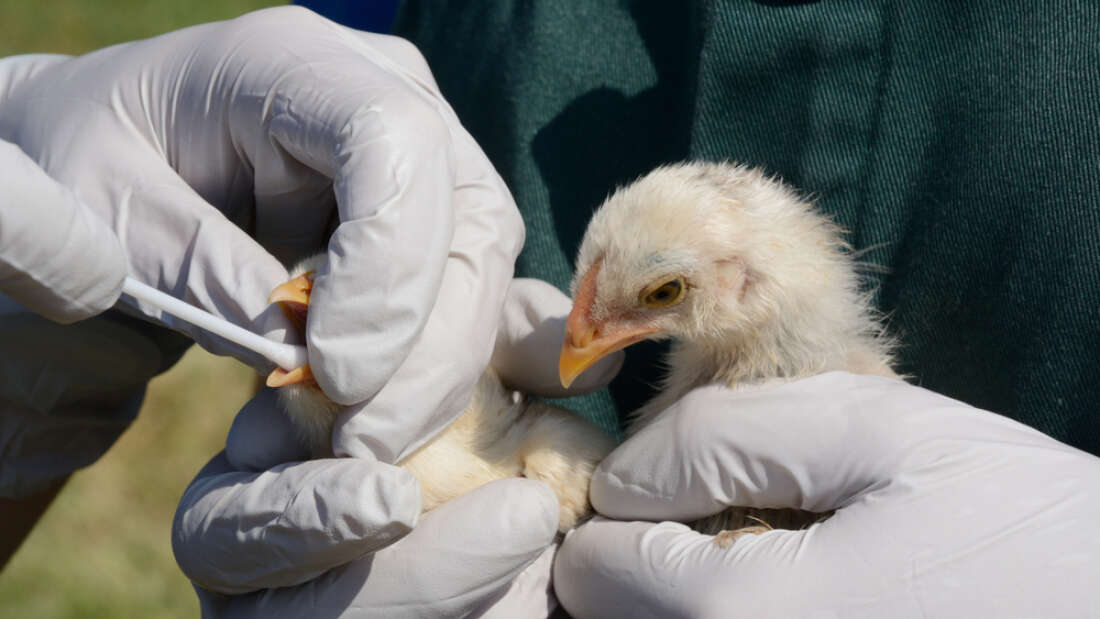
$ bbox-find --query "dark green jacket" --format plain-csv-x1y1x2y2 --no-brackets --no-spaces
395,1,1100,453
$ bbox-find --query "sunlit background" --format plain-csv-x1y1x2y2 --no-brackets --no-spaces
0,1,284,617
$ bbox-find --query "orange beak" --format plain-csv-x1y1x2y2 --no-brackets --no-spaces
265,270,316,388
266,364,315,388
559,263,658,389
267,271,315,333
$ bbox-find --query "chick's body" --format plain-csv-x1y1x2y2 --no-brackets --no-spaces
563,162,898,541
274,255,613,533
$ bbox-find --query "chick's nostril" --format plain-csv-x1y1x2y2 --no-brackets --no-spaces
568,324,597,349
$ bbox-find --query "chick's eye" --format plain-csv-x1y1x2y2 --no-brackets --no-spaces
641,278,685,308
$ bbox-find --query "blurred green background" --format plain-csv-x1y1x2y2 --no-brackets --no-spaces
0,2,285,617
0,1,282,55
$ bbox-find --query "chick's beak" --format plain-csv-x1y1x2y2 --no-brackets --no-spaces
265,270,316,388
559,317,656,389
268,271,315,333
559,263,657,388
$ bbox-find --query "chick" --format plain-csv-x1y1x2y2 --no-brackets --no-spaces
559,162,898,545
265,254,614,533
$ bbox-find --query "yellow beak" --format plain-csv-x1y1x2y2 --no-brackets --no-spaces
558,320,656,389
558,261,657,388
266,364,315,388
268,271,315,333
265,270,316,387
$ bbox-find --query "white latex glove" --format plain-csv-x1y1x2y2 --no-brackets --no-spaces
0,6,524,464
0,138,125,323
174,279,622,617
554,372,1100,618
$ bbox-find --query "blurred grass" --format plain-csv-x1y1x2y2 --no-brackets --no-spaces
0,1,284,617
0,0,284,56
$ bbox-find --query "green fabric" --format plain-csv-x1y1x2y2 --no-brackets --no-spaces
395,1,1100,454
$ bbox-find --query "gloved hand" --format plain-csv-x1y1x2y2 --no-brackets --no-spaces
0,6,524,464
0,138,125,323
174,279,623,618
554,372,1100,618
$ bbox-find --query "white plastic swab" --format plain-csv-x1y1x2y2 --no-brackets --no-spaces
121,276,308,371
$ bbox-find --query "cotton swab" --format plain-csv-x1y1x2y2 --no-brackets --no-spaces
121,276,308,371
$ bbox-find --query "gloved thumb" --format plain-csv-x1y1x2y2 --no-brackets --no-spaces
492,278,623,398
173,452,421,594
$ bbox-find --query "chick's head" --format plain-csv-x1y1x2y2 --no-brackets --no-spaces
560,162,853,388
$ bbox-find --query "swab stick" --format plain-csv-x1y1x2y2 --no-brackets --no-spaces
121,277,307,371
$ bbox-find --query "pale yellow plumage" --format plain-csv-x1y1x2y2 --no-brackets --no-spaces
561,161,898,543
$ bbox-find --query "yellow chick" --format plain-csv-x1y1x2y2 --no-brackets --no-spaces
559,162,899,545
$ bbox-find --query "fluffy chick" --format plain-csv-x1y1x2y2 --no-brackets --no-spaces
560,161,898,545
268,254,614,533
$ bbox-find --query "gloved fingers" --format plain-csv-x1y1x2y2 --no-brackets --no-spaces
224,387,312,472
591,372,959,521
315,57,523,462
330,108,523,461
222,10,461,405
554,517,815,619
222,10,528,411
111,172,298,372
210,478,559,618
493,278,624,397
0,139,126,323
173,451,421,595
561,469,1100,619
